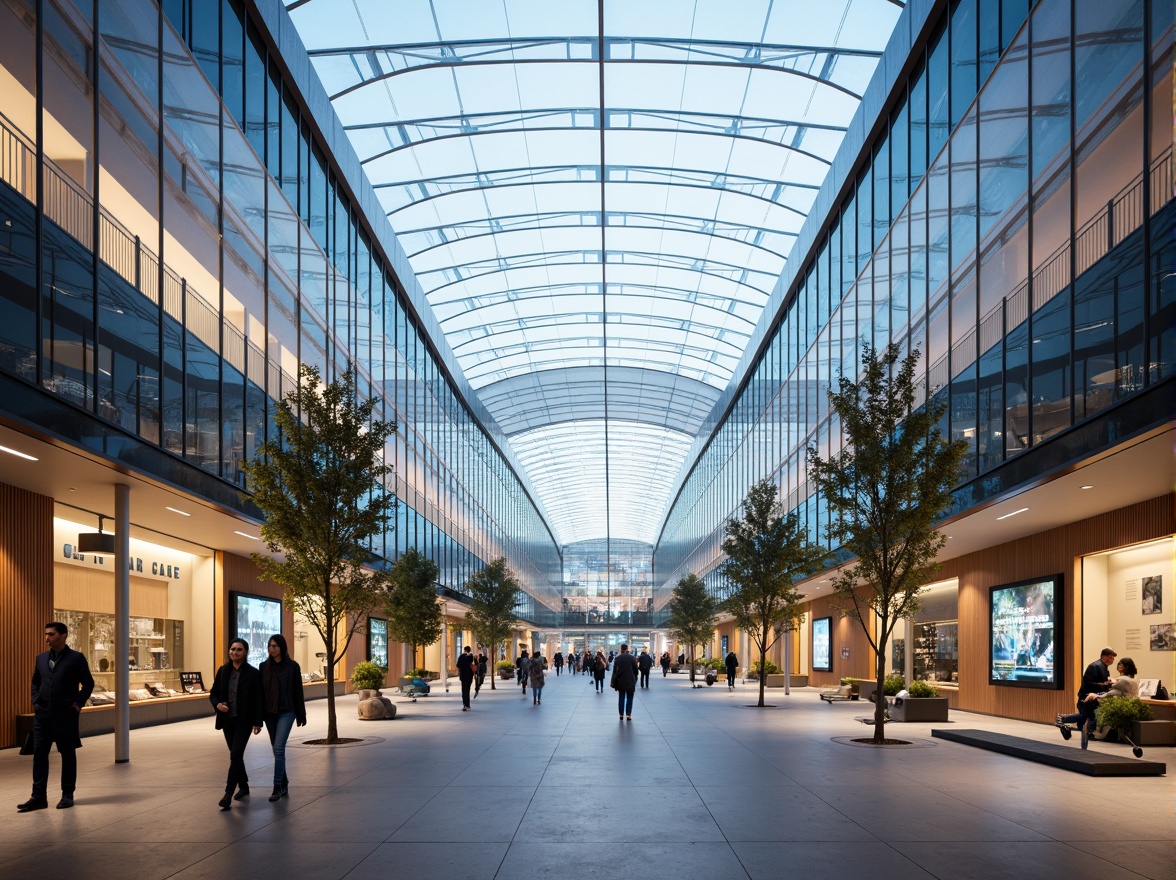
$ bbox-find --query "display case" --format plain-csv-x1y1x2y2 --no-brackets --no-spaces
55,609,187,695
912,621,958,683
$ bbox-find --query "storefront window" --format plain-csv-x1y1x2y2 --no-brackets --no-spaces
912,579,959,683
368,617,388,667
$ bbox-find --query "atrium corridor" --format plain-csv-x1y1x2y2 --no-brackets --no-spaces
0,675,1170,880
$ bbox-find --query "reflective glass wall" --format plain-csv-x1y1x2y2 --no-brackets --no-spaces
0,0,562,606
655,0,1174,599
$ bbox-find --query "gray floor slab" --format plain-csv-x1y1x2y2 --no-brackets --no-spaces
0,673,1171,880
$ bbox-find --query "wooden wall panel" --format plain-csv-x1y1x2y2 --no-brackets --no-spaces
0,483,53,749
936,495,1172,723
52,564,167,617
804,591,876,689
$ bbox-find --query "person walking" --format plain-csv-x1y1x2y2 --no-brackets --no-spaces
611,643,640,721
660,651,671,677
209,638,263,810
553,651,564,676
724,649,739,689
592,650,608,693
637,648,653,689
456,645,476,711
583,651,592,675
18,621,94,812
519,650,531,696
529,653,546,704
258,634,306,802
474,650,487,696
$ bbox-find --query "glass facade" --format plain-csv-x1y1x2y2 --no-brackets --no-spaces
0,0,562,610
655,0,1174,600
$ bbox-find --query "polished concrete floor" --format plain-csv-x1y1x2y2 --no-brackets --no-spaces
1,670,1171,880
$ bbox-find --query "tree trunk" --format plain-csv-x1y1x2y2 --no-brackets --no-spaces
872,638,887,743
689,647,695,685
325,652,338,743
757,636,767,707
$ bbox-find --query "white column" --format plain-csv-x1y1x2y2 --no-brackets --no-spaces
904,615,915,684
783,629,792,695
114,484,130,764
439,616,449,693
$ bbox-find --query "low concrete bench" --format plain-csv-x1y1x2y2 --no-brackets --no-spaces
820,685,853,703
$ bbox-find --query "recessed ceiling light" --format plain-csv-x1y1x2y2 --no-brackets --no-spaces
0,444,38,461
996,507,1029,521
1080,485,1093,490
234,530,259,540
165,506,192,516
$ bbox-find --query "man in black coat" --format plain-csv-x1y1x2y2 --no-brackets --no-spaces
456,645,476,711
1073,647,1116,734
611,643,640,720
636,649,653,688
19,622,94,812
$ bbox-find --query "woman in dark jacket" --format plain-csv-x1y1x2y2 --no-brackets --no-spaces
209,638,264,810
592,650,608,693
257,634,306,802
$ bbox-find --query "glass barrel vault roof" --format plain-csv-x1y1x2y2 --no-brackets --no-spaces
286,0,902,546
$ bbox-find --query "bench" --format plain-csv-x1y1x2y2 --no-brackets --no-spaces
820,684,853,703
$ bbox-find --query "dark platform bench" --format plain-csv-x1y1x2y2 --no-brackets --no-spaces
931,728,1166,776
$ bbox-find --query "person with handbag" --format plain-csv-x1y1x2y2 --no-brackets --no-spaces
592,650,608,693
528,652,546,704
611,643,640,721
258,634,306,801
18,622,94,812
209,638,264,810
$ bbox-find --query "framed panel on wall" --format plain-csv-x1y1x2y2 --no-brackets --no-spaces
989,574,1063,689
368,617,388,667
812,616,832,671
230,591,282,669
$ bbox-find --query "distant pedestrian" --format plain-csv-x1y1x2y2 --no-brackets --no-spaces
18,622,94,813
474,651,487,695
553,651,564,676
611,644,639,721
258,634,306,802
660,652,671,677
724,650,739,689
210,638,263,810
583,651,592,675
529,654,546,704
568,652,578,674
519,651,531,696
592,650,608,693
637,649,653,688
457,645,476,711
516,650,528,686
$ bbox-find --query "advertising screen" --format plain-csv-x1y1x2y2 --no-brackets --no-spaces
231,592,282,668
990,575,1062,689
812,616,832,671
369,618,389,667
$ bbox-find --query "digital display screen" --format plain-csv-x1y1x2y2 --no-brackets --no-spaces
369,618,388,667
812,616,832,671
231,592,282,668
990,575,1062,689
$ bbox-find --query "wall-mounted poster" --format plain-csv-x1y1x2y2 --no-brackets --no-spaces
812,616,832,671
230,592,282,668
990,574,1063,689
1149,623,1176,651
179,672,205,693
1142,575,1162,615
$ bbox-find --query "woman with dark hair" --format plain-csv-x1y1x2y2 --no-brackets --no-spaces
1057,657,1139,739
258,633,306,801
209,638,263,809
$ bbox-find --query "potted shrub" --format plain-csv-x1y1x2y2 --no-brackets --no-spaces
889,679,948,722
351,661,386,699
1096,696,1154,756
865,673,905,704
496,660,515,680
750,659,784,687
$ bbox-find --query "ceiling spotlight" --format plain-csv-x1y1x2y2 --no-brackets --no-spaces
996,507,1029,521
78,515,116,557
1080,485,1093,490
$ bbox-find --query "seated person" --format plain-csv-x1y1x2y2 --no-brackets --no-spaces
1057,657,1138,738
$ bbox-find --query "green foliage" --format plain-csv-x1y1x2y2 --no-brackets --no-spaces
666,572,718,684
750,659,781,675
350,661,387,690
721,479,826,705
242,365,396,743
405,667,433,679
906,680,939,698
702,658,725,671
1095,696,1154,735
807,343,966,742
495,660,516,672
883,674,906,696
385,549,443,661
463,557,521,691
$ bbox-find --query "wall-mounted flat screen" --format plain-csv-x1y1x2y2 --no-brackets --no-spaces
812,616,832,671
368,618,388,667
990,575,1063,689
230,592,282,668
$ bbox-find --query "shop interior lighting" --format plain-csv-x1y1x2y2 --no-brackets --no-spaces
996,507,1029,521
78,515,116,557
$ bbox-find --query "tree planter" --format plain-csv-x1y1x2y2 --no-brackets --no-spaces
888,696,949,722
498,670,514,680
762,674,786,688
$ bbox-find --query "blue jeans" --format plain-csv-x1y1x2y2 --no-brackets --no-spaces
617,689,634,716
533,685,543,702
265,711,296,786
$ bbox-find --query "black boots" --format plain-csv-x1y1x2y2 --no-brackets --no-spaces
16,796,48,813
269,785,283,802
233,783,250,801
218,791,232,810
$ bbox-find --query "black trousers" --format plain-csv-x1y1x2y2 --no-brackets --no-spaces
727,670,737,687
221,718,253,792
460,677,473,707
639,669,650,687
31,714,77,796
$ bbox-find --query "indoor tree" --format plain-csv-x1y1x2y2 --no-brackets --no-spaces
243,365,396,743
665,572,718,687
807,342,966,743
385,548,443,675
721,478,826,707
463,557,520,691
